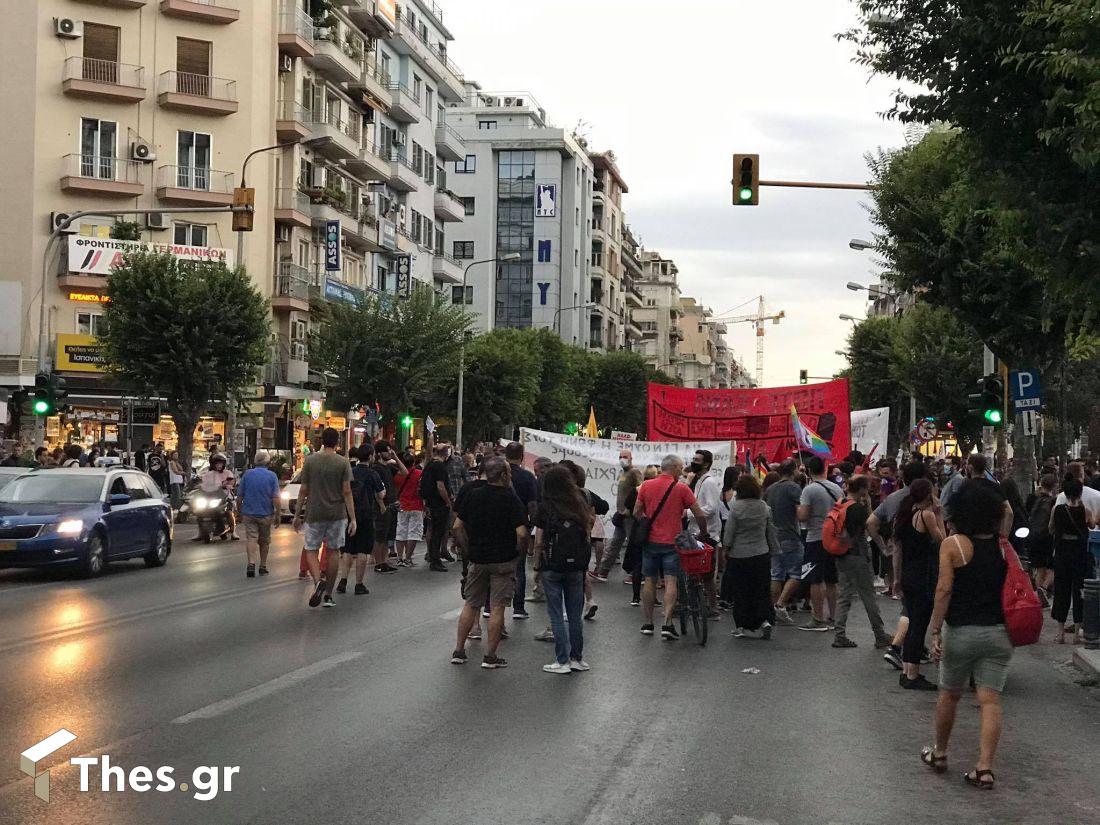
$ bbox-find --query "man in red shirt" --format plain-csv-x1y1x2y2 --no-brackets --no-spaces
633,454,710,639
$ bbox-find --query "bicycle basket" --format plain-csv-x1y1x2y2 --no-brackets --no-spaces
677,544,713,577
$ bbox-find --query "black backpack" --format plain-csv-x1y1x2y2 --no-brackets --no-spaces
542,504,592,573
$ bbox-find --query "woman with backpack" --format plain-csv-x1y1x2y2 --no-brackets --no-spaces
893,478,945,691
1049,476,1096,644
533,465,595,674
722,474,780,639
1026,474,1057,604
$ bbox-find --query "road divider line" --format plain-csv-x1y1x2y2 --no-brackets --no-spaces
171,652,363,724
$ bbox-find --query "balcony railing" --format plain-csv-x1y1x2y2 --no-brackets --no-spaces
275,263,311,302
64,56,144,88
395,9,463,83
363,60,391,88
278,4,313,39
318,108,362,143
157,165,234,193
276,187,312,213
278,99,310,122
388,81,420,106
63,154,143,183
313,25,366,66
159,70,236,101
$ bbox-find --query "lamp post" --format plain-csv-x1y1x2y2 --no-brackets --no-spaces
455,253,520,449
552,303,596,334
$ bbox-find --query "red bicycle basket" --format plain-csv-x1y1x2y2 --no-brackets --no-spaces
677,544,714,577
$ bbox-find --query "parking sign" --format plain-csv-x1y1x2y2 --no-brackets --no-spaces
1010,369,1042,412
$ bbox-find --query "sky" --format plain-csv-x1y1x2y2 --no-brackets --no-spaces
447,0,906,387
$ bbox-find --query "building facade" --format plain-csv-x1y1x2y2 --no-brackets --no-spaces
588,151,627,352
632,251,683,374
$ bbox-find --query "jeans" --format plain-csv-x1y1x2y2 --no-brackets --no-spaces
726,554,773,631
834,551,887,640
597,517,631,577
426,506,450,564
541,570,585,664
514,553,528,613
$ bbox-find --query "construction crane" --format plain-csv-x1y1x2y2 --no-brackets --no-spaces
713,296,785,387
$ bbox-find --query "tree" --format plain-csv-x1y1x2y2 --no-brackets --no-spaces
99,252,269,468
527,329,593,432
844,315,907,451
309,288,471,419
586,351,667,436
450,329,541,443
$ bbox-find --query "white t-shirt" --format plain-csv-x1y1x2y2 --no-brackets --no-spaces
1055,485,1100,524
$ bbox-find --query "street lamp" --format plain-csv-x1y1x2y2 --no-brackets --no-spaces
455,253,521,449
849,239,874,251
552,303,596,333
838,314,862,323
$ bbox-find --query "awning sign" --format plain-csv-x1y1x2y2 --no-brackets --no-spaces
56,334,106,373
67,236,233,275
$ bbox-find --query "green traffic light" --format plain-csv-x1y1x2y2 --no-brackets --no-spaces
984,409,1003,425
33,400,50,415
739,187,753,202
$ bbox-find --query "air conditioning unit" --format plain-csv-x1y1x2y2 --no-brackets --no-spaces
279,53,293,73
145,212,168,231
514,98,525,107
130,139,155,163
502,97,515,107
275,225,291,243
49,212,77,234
55,18,83,39
398,204,407,222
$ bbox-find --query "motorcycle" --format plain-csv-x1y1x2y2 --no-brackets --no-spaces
189,488,235,543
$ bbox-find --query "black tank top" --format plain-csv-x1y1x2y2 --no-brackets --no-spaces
946,535,1006,627
896,515,937,589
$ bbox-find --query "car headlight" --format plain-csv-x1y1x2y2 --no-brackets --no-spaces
281,491,291,501
56,519,84,536
194,497,209,510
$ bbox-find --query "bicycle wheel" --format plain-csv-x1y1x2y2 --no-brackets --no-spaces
696,580,709,646
689,579,704,644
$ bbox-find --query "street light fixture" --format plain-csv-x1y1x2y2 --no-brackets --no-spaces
552,302,596,333
838,314,862,323
848,239,874,251
455,253,521,449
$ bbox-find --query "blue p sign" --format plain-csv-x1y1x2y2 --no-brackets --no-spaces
1010,370,1042,411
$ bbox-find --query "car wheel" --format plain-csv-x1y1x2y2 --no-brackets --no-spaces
144,527,169,567
82,532,106,578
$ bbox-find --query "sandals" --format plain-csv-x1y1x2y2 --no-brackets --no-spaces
964,769,995,790
920,746,947,773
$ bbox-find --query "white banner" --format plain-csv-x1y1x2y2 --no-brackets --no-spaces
519,427,735,521
850,407,890,457
67,236,234,275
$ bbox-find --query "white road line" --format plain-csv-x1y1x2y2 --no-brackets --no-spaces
439,606,463,620
171,652,363,724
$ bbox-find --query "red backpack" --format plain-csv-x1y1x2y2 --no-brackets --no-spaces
822,499,858,556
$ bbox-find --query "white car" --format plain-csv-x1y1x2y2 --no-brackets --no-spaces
281,470,302,521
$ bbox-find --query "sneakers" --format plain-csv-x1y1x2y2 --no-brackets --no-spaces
322,595,336,608
920,648,932,665
705,609,721,621
732,627,744,638
883,645,904,670
513,610,530,620
760,622,773,640
335,577,348,594
661,625,679,641
481,609,491,619
900,673,938,691
258,566,269,576
481,654,508,669
569,659,591,672
874,636,894,649
640,624,655,636
623,577,635,586
588,571,608,583
773,605,794,625
534,628,554,642
798,618,831,632
450,649,468,665
308,579,326,608
440,550,456,562
740,627,762,639
375,563,398,574
429,562,448,572
832,635,858,648
543,661,571,675
246,563,256,578
584,604,599,621
525,591,546,603
717,600,732,611
354,583,369,595
467,625,483,640
298,570,309,579
630,598,641,607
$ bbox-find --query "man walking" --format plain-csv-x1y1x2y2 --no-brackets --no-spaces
238,450,281,578
764,459,804,623
831,474,892,649
147,443,169,493
593,449,638,581
337,444,386,595
451,458,529,669
796,456,841,631
371,442,404,574
504,442,538,618
421,444,453,572
293,427,357,609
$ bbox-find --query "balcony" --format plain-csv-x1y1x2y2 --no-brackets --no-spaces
434,122,465,162
60,154,144,198
275,187,313,227
62,57,146,103
432,252,462,284
390,14,464,101
349,60,391,108
159,0,239,24
345,142,390,182
278,4,315,58
626,318,643,339
307,27,365,86
387,151,421,192
670,324,685,341
157,71,238,115
74,0,146,6
273,262,311,312
433,187,464,223
276,100,312,144
304,110,362,161
156,165,234,205
386,82,421,123
624,278,644,309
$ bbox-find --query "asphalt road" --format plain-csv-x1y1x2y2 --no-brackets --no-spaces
1,524,1099,825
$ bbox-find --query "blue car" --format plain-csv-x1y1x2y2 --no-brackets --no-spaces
0,467,172,577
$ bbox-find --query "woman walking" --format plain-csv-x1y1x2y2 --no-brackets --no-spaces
894,478,944,690
1049,477,1095,644
722,474,779,639
168,450,186,515
922,480,1011,790
717,465,742,611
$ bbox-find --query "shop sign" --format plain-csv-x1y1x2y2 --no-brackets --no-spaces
308,400,323,421
122,405,160,425
325,220,341,272
67,236,233,276
376,0,396,29
68,291,109,303
324,278,363,306
379,218,397,251
55,334,106,373
71,407,120,422
535,184,557,218
325,416,347,431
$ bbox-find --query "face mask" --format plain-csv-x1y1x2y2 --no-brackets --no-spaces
689,461,704,474
619,458,631,469
943,466,954,477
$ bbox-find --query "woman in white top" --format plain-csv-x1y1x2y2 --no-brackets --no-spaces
168,450,186,512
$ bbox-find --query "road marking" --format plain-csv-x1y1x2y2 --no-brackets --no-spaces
171,652,363,724
439,606,463,620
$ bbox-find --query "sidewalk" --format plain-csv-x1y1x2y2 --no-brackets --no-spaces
1072,647,1100,681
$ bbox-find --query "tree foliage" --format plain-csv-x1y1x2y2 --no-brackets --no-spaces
99,252,269,467
586,351,667,436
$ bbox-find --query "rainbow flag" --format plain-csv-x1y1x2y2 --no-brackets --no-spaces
790,405,832,459
754,457,769,483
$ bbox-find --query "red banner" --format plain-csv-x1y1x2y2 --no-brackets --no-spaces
647,380,852,463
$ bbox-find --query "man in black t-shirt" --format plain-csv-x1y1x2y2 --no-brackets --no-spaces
337,443,386,595
370,441,404,573
450,458,528,669
421,445,453,571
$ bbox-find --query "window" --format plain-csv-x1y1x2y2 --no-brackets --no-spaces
79,118,117,178
423,219,434,248
123,473,150,500
425,88,434,117
435,227,445,254
453,241,474,259
452,285,473,305
77,312,103,337
412,142,424,174
177,130,212,189
376,265,389,291
176,37,212,95
83,22,120,82
380,52,391,80
425,154,435,185
410,210,422,242
462,197,475,215
478,120,497,130
412,74,422,102
454,154,476,173
173,223,208,246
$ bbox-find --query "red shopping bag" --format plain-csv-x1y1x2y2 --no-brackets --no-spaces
1000,537,1042,647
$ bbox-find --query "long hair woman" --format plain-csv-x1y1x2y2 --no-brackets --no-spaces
717,465,743,611
722,474,779,639
534,465,595,673
893,478,945,690
1049,476,1095,644
922,480,1012,790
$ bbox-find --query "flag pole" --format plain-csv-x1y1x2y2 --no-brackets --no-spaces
790,404,806,477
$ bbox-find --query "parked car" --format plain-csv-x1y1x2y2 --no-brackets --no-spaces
0,468,172,577
0,467,28,494
281,470,302,521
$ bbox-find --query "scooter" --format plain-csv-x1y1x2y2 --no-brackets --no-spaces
190,489,235,543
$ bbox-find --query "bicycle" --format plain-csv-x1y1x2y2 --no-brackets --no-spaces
674,538,716,646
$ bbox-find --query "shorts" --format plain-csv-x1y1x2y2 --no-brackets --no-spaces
396,509,424,542
642,543,681,579
242,514,273,549
342,516,374,555
303,519,348,552
939,624,1013,693
463,560,516,609
771,538,804,581
802,540,838,585
374,505,397,542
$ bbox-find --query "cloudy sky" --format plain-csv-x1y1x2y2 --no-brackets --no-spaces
448,0,905,387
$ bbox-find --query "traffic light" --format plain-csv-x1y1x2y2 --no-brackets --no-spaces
400,414,413,428
232,187,256,232
33,373,51,416
732,153,760,206
968,374,1004,425
799,369,808,385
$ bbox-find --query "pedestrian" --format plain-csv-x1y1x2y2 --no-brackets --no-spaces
292,427,357,609
533,465,594,673
625,464,661,605
336,444,386,595
135,443,148,473
451,457,529,669
86,447,99,467
941,454,989,525
60,443,82,468
420,444,454,572
716,465,742,611
796,456,843,631
894,478,944,689
147,443,169,492
1000,479,1029,559
633,454,711,640
723,473,780,639
686,449,722,618
1026,474,1057,603
443,443,470,561
1054,462,1100,524
559,459,608,621
593,449,641,581
237,450,282,578
370,441,403,574
831,474,893,649
393,451,425,569
504,442,538,616
923,479,1013,790
764,459,804,624
168,450,186,513
1050,476,1095,644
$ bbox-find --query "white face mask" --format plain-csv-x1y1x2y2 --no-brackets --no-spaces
619,458,631,469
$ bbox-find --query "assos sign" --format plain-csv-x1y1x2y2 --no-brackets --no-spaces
325,220,341,272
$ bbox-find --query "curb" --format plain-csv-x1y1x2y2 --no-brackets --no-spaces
1072,647,1100,680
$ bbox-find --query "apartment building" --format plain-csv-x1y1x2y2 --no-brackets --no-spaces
588,151,628,352
621,224,645,352
442,86,593,346
633,251,683,373
676,297,717,388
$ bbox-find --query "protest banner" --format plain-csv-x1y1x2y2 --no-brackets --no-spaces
850,407,890,457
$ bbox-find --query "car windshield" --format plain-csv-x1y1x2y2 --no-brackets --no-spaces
0,475,103,504
0,473,24,493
